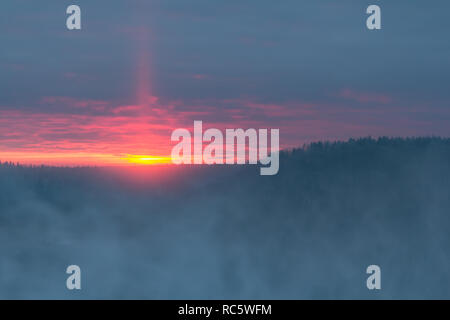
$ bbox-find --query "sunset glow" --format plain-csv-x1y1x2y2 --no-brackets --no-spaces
0,151,172,167
124,154,172,165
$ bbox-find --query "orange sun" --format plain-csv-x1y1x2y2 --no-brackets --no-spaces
123,154,172,165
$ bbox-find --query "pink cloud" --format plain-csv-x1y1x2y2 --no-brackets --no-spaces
40,96,110,112
192,74,209,80
2,93,449,166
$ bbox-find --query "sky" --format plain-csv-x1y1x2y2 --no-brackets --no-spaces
1,0,450,165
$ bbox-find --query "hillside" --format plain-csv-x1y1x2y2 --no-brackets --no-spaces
1,137,450,299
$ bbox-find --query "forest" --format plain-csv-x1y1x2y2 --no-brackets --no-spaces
1,137,450,299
